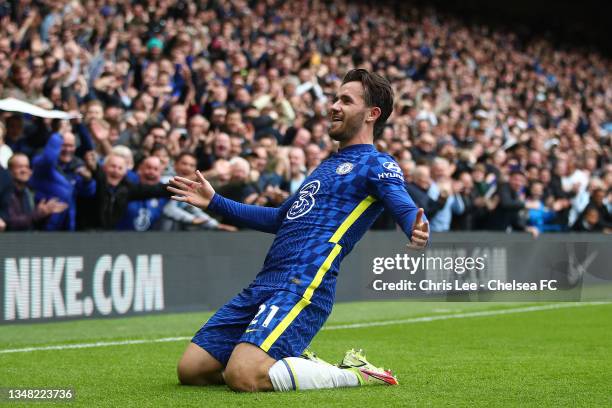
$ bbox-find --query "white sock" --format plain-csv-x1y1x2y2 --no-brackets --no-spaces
269,357,360,391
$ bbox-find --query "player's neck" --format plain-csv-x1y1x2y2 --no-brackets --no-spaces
338,131,373,150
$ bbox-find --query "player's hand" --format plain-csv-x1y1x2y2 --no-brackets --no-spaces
407,208,429,249
167,170,216,209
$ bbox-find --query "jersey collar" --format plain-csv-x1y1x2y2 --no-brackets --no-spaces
337,144,376,153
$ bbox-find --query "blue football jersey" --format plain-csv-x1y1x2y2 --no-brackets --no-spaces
210,144,422,312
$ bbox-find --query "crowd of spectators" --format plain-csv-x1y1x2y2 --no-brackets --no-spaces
0,0,610,234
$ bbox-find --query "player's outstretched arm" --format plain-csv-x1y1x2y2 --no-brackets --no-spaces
167,170,284,234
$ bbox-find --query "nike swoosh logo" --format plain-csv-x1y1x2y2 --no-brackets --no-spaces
245,329,261,333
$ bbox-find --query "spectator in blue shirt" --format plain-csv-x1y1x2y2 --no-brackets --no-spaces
0,164,11,232
116,156,168,231
29,131,96,230
525,181,564,233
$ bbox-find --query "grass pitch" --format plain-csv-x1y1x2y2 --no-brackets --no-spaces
1,301,610,407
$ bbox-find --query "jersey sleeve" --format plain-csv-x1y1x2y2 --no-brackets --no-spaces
208,192,296,234
366,154,428,240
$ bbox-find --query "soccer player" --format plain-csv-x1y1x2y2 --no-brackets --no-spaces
167,69,429,392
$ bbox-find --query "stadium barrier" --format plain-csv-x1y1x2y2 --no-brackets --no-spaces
1,232,610,324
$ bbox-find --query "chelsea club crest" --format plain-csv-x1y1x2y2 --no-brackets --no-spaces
336,162,354,175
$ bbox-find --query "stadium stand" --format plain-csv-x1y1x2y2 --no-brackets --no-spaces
0,0,609,233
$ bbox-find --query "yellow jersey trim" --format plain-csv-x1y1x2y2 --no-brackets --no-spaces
329,195,377,244
260,195,377,352
260,244,342,352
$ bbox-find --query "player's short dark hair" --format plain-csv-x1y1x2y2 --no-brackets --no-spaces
342,69,394,138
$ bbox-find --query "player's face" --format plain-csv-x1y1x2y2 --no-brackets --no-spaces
329,81,368,142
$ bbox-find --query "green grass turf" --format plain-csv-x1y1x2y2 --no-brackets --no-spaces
0,301,610,407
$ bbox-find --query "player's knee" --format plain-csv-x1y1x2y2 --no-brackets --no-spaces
224,375,259,392
224,343,276,392
223,365,268,392
224,373,255,392
177,356,219,386
177,359,198,385
177,343,224,386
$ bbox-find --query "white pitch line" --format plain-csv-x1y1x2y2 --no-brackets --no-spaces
0,302,608,355
321,301,608,330
0,336,191,354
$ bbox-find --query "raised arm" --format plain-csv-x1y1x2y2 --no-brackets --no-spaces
73,123,95,159
127,182,171,201
32,132,62,172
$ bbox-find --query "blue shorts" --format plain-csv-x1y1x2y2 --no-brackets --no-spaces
192,285,329,366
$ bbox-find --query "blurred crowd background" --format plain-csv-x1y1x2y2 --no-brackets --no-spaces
0,0,610,234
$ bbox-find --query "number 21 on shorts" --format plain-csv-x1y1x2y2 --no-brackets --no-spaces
249,304,279,328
